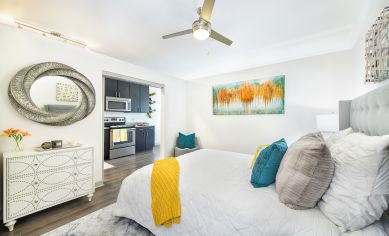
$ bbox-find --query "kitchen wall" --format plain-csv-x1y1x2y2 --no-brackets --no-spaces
0,24,187,186
186,50,355,154
105,86,162,145
149,87,162,145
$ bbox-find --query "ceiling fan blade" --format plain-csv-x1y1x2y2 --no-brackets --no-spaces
162,29,192,39
200,0,215,22
210,30,233,46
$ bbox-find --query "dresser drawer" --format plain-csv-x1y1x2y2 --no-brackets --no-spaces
7,178,94,220
6,148,93,178
74,148,93,165
7,164,93,198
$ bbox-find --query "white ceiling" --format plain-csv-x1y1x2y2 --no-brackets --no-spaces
0,0,372,79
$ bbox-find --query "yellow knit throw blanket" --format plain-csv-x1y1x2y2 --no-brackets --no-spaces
151,157,181,227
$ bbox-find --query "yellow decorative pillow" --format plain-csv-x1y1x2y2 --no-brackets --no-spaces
249,144,270,169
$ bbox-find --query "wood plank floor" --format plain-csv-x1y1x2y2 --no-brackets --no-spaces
0,147,159,236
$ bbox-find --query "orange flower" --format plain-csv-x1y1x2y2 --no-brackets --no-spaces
2,128,31,137
1,128,31,151
3,128,12,135
5,128,19,134
21,131,31,137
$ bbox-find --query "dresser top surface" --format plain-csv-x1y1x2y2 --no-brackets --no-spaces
2,146,93,158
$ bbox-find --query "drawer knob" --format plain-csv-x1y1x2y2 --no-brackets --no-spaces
34,163,38,166
34,182,38,185
34,200,38,203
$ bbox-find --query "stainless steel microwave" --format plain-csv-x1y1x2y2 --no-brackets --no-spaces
105,96,131,112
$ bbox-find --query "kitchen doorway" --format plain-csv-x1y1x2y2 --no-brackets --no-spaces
101,71,164,186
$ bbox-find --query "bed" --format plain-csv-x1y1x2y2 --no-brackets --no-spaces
115,149,387,236
114,84,389,236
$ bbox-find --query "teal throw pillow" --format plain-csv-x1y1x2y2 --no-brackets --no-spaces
251,138,288,188
177,133,195,149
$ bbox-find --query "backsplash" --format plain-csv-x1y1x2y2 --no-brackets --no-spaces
104,112,150,124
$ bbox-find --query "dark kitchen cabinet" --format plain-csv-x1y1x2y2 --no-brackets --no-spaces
130,84,149,113
105,78,130,98
136,126,155,152
135,127,146,152
117,80,130,98
145,126,155,150
130,83,141,113
105,78,118,97
105,77,149,113
140,85,150,113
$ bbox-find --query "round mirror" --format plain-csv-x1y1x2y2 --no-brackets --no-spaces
8,62,96,126
30,76,82,114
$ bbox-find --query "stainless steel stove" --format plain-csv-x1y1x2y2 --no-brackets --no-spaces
104,117,136,159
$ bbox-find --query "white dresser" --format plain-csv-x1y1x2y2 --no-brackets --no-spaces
2,146,95,231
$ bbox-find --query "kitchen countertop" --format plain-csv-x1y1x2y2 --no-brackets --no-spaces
132,125,154,128
104,125,154,129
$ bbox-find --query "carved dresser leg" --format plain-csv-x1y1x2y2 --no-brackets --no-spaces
87,193,94,202
5,220,17,231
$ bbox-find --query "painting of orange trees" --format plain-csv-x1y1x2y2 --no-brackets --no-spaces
213,75,285,115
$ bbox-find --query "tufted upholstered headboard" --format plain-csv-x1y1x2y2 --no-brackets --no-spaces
339,84,389,136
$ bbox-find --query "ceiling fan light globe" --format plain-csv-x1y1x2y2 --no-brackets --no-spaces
192,19,211,41
193,28,210,40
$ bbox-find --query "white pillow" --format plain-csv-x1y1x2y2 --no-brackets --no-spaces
342,220,387,236
318,132,389,232
325,128,353,148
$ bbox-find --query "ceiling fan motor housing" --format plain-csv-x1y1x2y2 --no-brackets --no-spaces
192,18,211,35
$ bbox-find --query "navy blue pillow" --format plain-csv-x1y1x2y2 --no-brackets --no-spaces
177,133,195,149
251,139,288,188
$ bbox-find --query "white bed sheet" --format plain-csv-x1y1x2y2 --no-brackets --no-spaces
114,149,386,236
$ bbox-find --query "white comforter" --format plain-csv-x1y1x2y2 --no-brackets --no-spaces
114,149,387,236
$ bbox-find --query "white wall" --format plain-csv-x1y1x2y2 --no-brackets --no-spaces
186,50,355,154
185,1,389,156
104,86,162,145
0,25,187,185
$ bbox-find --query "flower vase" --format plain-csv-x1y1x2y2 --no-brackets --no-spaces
15,141,23,151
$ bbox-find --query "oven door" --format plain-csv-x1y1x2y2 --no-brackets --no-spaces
110,128,135,149
105,97,131,112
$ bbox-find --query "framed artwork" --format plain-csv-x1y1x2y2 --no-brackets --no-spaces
56,82,80,102
365,7,389,83
212,75,285,115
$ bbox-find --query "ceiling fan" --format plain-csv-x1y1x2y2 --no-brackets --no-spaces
162,0,233,46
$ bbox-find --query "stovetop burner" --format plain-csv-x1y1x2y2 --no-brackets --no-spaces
109,125,135,129
104,117,127,127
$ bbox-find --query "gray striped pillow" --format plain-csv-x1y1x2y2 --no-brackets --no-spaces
275,132,334,210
